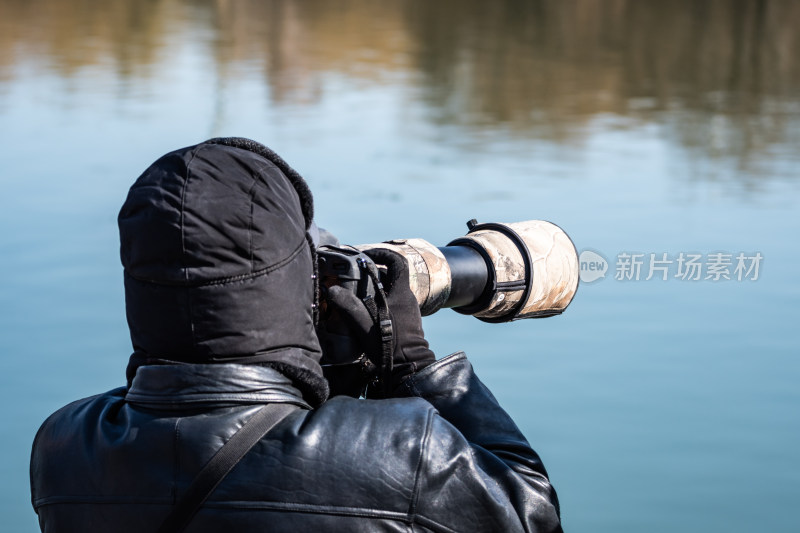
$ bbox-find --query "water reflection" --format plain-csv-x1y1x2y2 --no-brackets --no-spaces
1,0,798,177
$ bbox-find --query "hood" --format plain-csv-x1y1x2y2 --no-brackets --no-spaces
118,137,328,405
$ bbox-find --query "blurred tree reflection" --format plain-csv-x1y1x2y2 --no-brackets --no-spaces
0,0,168,79
0,0,797,175
401,0,800,173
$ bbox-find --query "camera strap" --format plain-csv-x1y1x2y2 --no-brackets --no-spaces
356,257,394,397
157,402,300,533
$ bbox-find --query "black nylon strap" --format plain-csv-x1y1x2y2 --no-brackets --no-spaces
357,258,394,396
157,402,300,533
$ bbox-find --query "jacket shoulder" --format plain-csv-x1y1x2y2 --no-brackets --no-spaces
31,387,128,505
33,387,127,450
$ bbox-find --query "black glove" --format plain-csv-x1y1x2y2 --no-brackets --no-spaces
324,248,436,394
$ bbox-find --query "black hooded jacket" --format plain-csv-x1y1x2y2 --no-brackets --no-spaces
30,140,563,532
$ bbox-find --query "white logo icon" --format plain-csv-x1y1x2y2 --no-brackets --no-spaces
579,250,608,283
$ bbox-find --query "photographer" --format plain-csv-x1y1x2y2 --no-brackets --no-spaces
30,138,563,532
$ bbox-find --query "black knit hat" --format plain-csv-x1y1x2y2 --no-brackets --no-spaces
118,138,328,405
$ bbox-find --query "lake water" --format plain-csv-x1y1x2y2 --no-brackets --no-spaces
1,1,799,531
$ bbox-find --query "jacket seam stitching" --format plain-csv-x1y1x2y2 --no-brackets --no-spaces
125,239,306,287
409,352,465,384
32,497,445,531
246,177,258,271
172,417,181,505
126,397,311,409
179,150,194,282
199,239,306,286
33,497,172,507
408,407,433,521
204,501,408,517
180,148,202,349
400,352,466,398
414,515,460,533
202,500,459,530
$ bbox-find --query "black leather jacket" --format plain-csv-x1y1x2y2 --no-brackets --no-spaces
31,352,562,532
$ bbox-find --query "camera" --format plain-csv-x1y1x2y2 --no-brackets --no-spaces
316,219,580,395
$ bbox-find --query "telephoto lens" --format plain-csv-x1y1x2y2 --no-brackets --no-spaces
357,219,579,323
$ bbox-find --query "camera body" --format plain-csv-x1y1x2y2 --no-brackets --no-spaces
316,246,382,396
317,246,377,307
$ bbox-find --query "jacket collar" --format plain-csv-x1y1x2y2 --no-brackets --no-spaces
125,363,311,409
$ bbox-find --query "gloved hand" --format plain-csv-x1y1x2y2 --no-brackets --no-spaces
324,248,436,394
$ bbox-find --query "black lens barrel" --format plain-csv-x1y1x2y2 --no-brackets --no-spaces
438,245,491,309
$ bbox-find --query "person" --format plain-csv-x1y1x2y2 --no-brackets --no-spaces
30,138,563,532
